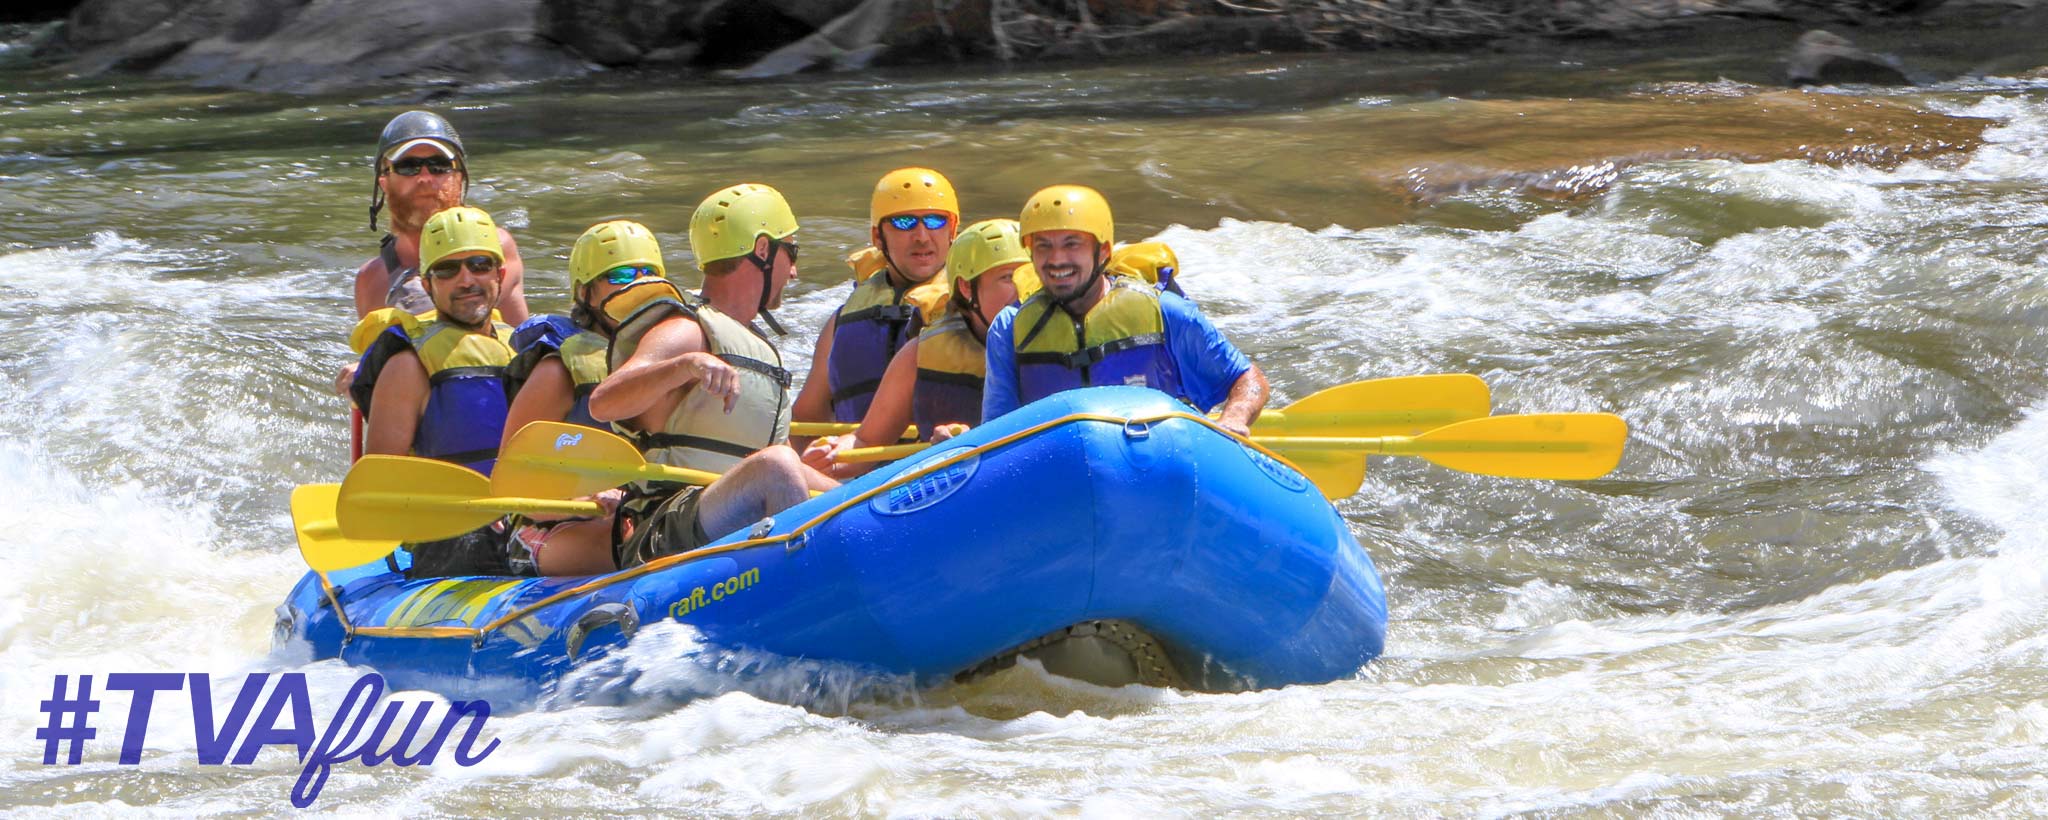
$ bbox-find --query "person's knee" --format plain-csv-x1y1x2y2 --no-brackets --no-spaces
749,445,805,482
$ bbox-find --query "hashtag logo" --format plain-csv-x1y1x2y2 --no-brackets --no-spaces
38,674,98,765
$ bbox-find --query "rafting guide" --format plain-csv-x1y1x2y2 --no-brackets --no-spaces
36,671,499,807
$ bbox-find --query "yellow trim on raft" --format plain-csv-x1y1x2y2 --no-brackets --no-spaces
346,409,1304,641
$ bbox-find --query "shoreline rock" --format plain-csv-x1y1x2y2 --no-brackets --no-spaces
18,0,2048,94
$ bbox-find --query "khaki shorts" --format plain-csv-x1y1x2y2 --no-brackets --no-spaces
613,485,711,570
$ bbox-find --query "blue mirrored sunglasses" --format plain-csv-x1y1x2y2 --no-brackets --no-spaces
603,265,658,285
885,213,951,231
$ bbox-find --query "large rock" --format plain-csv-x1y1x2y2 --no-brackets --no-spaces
1785,29,1921,86
40,0,590,92
537,0,708,66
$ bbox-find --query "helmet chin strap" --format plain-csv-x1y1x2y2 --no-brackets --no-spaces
951,281,987,341
744,243,789,336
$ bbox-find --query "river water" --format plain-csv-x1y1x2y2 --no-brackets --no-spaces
6,25,2048,815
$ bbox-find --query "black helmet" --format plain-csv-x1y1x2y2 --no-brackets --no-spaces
376,110,465,164
369,110,467,231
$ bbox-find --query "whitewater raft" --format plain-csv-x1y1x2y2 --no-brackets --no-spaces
275,387,1388,699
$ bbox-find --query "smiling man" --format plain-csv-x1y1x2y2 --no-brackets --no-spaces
348,206,529,577
791,167,958,425
981,185,1269,434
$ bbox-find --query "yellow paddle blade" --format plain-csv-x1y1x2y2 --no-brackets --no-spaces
338,456,497,541
495,421,724,499
1392,412,1627,480
1273,451,1369,501
291,484,400,573
338,455,608,541
1256,373,1490,437
497,421,651,499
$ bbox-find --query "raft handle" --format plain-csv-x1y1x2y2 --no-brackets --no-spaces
1122,419,1152,440
565,603,640,662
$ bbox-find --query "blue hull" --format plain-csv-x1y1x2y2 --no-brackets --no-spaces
275,387,1387,701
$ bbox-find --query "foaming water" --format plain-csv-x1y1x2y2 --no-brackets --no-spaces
5,53,2048,814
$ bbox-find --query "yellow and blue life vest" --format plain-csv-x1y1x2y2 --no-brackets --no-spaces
605,279,792,473
911,311,987,439
507,315,609,430
825,266,948,422
1012,276,1185,407
350,308,516,474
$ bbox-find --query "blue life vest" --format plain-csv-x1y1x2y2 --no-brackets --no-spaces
508,315,609,430
351,314,516,475
1012,276,1186,407
826,270,948,422
911,312,986,440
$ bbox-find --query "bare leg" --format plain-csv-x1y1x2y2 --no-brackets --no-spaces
534,516,618,576
696,445,815,540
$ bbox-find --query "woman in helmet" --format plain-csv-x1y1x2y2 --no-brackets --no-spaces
495,220,666,576
802,219,1027,479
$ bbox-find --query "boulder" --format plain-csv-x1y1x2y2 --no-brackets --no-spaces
1785,29,1920,86
537,0,707,67
39,0,590,93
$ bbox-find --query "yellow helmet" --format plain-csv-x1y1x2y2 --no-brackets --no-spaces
690,183,798,270
1020,184,1112,247
419,206,502,268
870,167,958,225
946,219,1029,283
570,220,665,287
1107,241,1178,286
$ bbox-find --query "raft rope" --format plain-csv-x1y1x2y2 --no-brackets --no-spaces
337,409,1312,642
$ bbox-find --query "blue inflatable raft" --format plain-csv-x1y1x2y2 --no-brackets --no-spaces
275,387,1388,700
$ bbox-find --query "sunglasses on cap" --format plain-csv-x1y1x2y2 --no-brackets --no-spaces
884,213,950,231
390,156,458,177
428,254,498,278
602,265,658,285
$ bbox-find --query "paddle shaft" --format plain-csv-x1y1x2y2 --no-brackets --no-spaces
833,431,1581,463
792,406,1468,442
345,492,604,517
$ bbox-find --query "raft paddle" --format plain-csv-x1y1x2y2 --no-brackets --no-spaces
337,455,606,541
1261,412,1629,481
290,483,400,573
794,373,1490,440
831,373,1492,463
835,412,1625,494
491,421,729,501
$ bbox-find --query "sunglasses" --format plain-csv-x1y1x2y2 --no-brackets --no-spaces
389,156,459,177
427,254,498,278
777,239,800,263
602,265,658,285
884,213,950,232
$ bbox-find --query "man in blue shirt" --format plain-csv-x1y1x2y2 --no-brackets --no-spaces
982,185,1268,434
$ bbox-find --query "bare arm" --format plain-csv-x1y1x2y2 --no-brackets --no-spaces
495,227,530,324
352,257,386,318
1214,360,1269,437
588,315,733,422
790,314,837,428
364,350,429,456
500,357,575,453
802,338,919,478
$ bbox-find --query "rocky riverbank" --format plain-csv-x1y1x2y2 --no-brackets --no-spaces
16,0,2048,94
